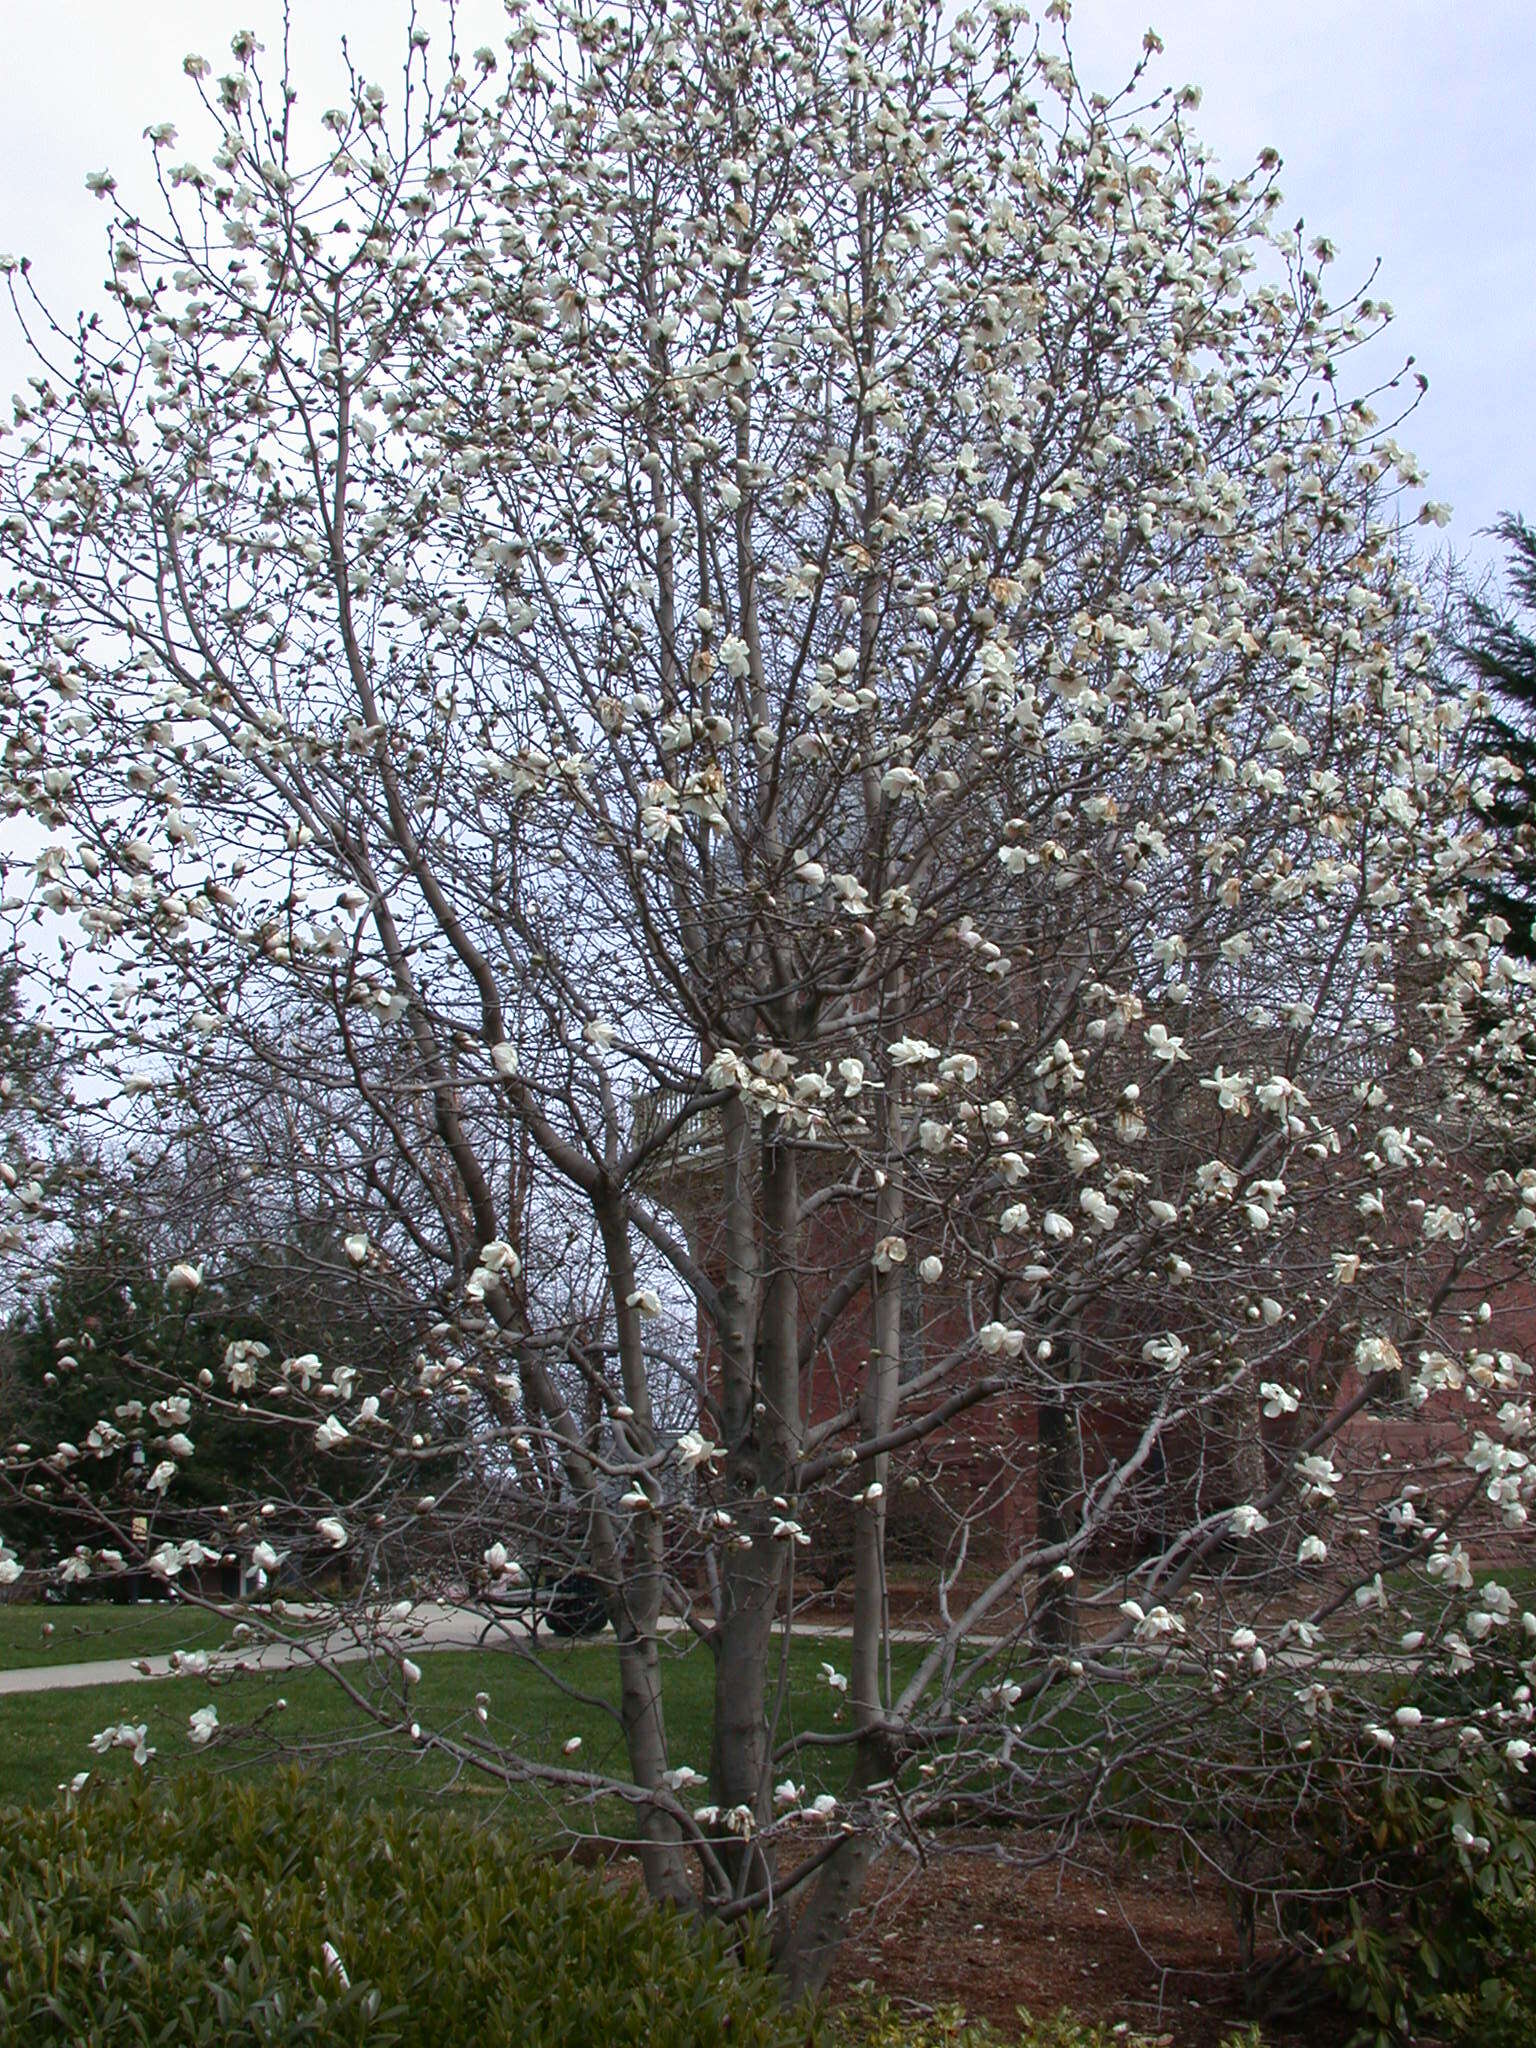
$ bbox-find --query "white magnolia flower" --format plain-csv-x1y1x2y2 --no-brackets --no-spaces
1255,1075,1306,1115
483,1542,523,1580
1228,1504,1269,1538
1296,1454,1339,1500
1426,1542,1473,1590
674,1429,722,1473
1080,1188,1119,1230
977,1321,1025,1358
187,1706,219,1747
1144,1022,1188,1064
918,1254,943,1283
148,1541,186,1579
720,635,751,678
887,1035,941,1066
1062,1136,1100,1175
1375,1125,1416,1168
1121,1602,1183,1641
316,1516,348,1549
343,1231,370,1265
224,1339,269,1391
1355,1333,1403,1377
490,1040,519,1078
165,1261,203,1294
90,1721,154,1767
626,1287,662,1318
1200,1067,1251,1113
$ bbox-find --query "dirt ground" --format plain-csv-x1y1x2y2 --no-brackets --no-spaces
820,1839,1353,2048
590,1825,1356,2045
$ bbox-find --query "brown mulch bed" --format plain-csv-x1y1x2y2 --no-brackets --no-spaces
820,1840,1351,2048
589,1826,1353,2046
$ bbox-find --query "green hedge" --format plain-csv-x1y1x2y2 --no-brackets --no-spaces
0,1772,808,2048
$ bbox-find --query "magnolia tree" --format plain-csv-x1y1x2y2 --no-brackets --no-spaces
2,0,1534,2000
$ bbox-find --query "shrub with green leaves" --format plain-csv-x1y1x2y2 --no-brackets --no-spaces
0,1772,812,2047
1422,1882,1536,2046
1278,1760,1536,2048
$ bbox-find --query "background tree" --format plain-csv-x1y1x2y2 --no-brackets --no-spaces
1459,515,1536,954
0,1121,429,1573
0,0,1532,2003
0,953,78,1292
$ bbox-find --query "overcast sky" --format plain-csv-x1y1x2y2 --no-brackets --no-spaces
0,0,1530,583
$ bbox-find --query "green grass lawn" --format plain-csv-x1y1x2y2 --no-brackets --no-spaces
0,1601,1240,1841
0,1630,876,1819
0,1600,241,1670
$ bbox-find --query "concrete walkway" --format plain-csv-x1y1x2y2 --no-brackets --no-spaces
0,1603,519,1697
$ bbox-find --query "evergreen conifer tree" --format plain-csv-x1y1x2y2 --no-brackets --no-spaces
1463,516,1536,952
